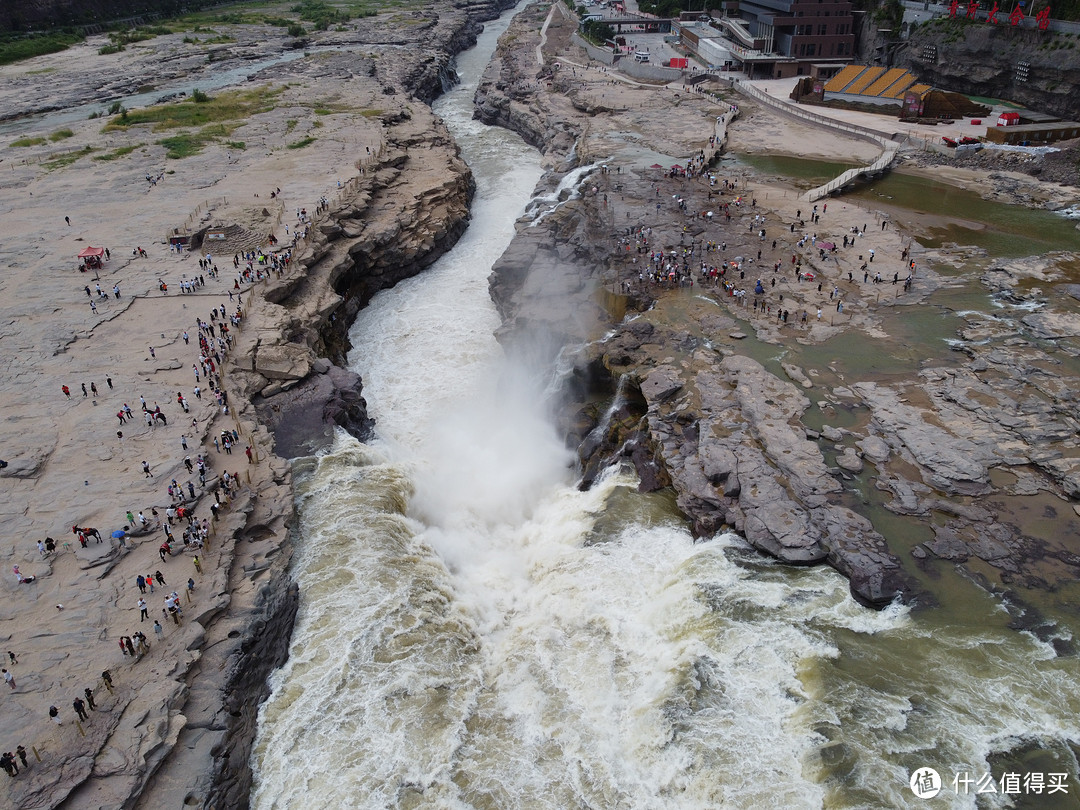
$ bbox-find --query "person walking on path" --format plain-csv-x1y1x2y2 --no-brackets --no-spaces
15,747,27,770
73,697,88,722
193,556,202,575
138,598,148,621
153,620,163,641
49,706,61,726
155,571,166,587
137,575,146,593
84,687,97,711
2,669,13,690
102,670,114,694
143,461,153,478
7,652,17,666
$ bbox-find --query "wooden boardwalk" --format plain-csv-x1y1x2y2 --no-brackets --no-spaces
728,79,901,203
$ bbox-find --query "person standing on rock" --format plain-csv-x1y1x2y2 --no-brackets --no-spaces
153,620,163,641
6,652,16,666
15,747,27,770
137,598,148,622
101,670,114,694
137,575,146,594
83,687,96,711
73,697,88,722
2,669,14,690
49,706,61,726
155,571,166,587
143,461,153,478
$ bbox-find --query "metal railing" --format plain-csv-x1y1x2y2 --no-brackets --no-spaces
729,79,900,201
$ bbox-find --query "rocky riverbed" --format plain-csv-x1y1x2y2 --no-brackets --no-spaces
477,3,1080,614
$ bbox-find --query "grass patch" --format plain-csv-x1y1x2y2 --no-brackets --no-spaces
0,32,84,66
43,145,95,170
49,128,74,141
225,140,246,150
360,109,384,117
102,85,283,133
11,136,46,147
286,118,299,132
287,136,316,149
93,143,143,161
158,123,236,158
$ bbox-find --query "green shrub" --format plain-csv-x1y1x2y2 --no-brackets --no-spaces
49,128,74,141
0,32,83,66
287,136,316,149
287,23,306,37
192,88,211,103
10,136,46,147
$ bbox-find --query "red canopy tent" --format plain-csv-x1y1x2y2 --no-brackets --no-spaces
77,246,105,270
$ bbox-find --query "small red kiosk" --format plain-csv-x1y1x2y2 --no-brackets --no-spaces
77,246,105,271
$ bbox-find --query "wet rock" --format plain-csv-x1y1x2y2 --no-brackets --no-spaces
641,366,683,403
255,365,373,458
781,362,813,388
854,381,992,495
856,435,890,464
836,448,864,473
821,425,843,442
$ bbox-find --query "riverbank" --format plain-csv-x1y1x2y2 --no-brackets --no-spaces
477,2,1080,613
0,2,516,806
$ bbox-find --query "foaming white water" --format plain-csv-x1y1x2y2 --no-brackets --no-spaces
525,163,598,226
252,3,1080,807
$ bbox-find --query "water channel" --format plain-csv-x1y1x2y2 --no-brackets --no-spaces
251,10,1080,808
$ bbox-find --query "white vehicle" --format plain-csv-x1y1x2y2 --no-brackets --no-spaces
634,50,650,62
